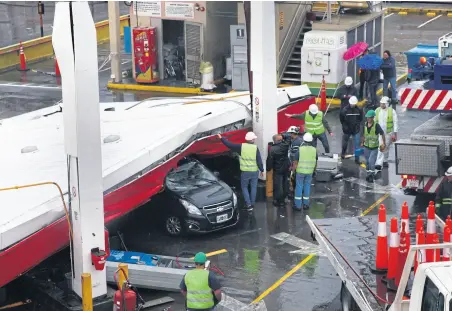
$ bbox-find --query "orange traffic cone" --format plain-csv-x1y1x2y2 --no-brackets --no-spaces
373,204,388,273
426,203,436,262
387,217,399,280
18,42,28,71
446,215,452,230
443,225,451,261
433,233,441,262
320,76,327,112
395,222,408,287
401,202,410,250
55,56,60,77
415,226,426,274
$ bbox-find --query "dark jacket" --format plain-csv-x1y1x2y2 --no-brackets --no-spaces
336,85,359,109
340,105,363,135
220,137,264,172
380,56,396,79
364,69,380,85
435,179,452,220
266,140,290,174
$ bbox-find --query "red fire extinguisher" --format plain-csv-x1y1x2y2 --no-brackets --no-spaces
104,227,110,258
113,269,137,311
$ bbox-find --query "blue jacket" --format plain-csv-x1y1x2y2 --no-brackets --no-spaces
380,56,396,79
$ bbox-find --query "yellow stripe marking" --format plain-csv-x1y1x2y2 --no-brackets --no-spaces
190,249,228,259
252,254,315,304
360,182,402,216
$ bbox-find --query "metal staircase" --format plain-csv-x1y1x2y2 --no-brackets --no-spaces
280,20,312,85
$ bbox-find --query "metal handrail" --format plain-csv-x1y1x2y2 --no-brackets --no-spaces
278,2,311,82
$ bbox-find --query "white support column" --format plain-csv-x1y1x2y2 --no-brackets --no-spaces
108,1,122,83
327,2,332,24
250,1,278,179
52,1,106,299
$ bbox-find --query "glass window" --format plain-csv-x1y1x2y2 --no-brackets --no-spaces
422,277,445,311
166,161,218,191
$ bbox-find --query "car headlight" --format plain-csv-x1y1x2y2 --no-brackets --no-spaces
179,199,202,215
233,192,238,207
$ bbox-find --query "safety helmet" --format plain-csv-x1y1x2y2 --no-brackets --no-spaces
194,252,207,264
245,132,257,141
380,96,390,105
287,126,299,134
349,96,358,106
446,167,452,177
420,56,427,65
365,110,376,118
309,104,319,114
303,133,313,142
344,76,353,86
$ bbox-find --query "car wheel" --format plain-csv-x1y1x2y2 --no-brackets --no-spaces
165,215,184,236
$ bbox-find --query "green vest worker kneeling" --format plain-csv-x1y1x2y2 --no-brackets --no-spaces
180,252,222,311
218,132,264,211
293,133,317,211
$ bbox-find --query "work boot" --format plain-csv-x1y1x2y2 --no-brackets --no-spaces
355,158,360,165
245,204,253,211
303,204,310,210
273,200,279,206
366,174,374,183
375,165,382,171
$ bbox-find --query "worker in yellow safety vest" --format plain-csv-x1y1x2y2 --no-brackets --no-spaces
292,133,318,210
435,167,452,221
218,132,264,211
286,104,333,154
375,96,398,170
360,110,386,183
180,252,222,311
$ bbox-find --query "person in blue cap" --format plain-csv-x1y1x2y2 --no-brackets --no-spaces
180,252,222,310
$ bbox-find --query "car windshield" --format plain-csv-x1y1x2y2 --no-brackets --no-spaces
166,161,218,191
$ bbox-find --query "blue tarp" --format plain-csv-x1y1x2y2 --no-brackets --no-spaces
107,250,159,266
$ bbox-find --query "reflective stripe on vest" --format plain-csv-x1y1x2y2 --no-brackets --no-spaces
364,122,379,149
304,112,325,135
442,198,452,205
239,143,258,172
185,269,214,309
375,107,393,132
296,145,317,174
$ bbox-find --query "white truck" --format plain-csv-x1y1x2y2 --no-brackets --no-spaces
306,214,452,311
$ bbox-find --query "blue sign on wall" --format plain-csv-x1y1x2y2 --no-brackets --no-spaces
124,26,132,54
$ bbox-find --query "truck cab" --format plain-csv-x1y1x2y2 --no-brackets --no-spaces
403,262,452,311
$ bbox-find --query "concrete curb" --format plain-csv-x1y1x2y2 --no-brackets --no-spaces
386,7,452,15
0,15,130,71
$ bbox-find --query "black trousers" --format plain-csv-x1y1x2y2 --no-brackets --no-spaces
273,171,289,203
359,73,366,99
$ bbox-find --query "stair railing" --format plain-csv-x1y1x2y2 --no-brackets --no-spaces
278,2,311,83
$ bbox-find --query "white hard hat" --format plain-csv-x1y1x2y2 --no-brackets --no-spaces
349,96,358,106
303,133,313,142
287,126,299,134
345,76,353,86
380,96,390,104
446,166,452,176
308,104,319,114
245,131,257,141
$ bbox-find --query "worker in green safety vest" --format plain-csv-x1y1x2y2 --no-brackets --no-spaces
360,110,386,183
435,167,452,221
375,96,398,170
286,104,334,154
218,132,264,211
180,252,222,311
292,133,318,210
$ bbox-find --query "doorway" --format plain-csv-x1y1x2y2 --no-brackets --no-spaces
162,19,185,81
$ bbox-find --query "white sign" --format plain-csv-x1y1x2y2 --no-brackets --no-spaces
165,2,195,19
133,1,162,17
304,36,335,46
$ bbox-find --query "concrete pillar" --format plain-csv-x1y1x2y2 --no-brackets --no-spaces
250,1,278,179
108,1,121,83
327,2,332,24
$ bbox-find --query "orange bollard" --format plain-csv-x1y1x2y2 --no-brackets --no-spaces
443,226,451,261
319,76,327,112
387,217,399,280
401,202,411,250
446,215,452,230
426,204,436,262
55,57,60,77
18,42,27,71
373,204,388,273
415,227,426,274
395,222,408,287
433,233,441,262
